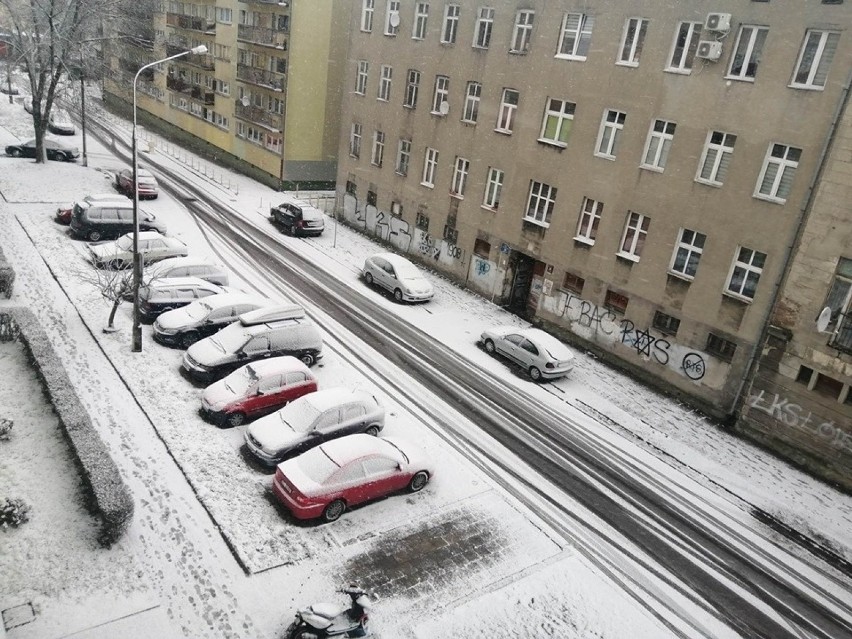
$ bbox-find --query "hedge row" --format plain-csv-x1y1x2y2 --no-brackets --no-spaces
1,309,134,546
0,243,15,299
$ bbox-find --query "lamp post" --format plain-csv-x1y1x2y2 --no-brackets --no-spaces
131,44,207,352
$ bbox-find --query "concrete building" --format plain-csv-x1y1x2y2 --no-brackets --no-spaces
335,0,852,424
105,0,351,188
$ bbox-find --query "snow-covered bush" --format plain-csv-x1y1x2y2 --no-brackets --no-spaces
0,312,21,342
0,418,12,441
0,498,31,529
0,264,15,300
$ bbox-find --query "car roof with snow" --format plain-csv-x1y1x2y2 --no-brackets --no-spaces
145,276,222,292
375,253,420,270
189,291,267,310
246,356,311,377
320,434,397,466
297,387,375,412
520,328,574,358
149,255,218,270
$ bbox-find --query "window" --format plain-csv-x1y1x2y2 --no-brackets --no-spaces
384,0,400,36
653,311,681,336
604,290,629,314
667,21,701,73
556,13,594,59
216,7,232,23
355,60,369,95
562,272,585,295
441,3,460,43
755,143,802,203
473,238,491,258
473,7,494,49
378,65,392,101
396,138,411,175
422,147,439,187
412,2,429,39
361,0,374,32
371,130,385,167
595,109,626,159
824,258,852,351
706,333,737,361
404,69,420,108
346,179,357,196
510,10,534,53
618,17,648,66
350,123,362,158
432,75,449,114
539,98,575,146
670,229,706,279
451,157,469,196
483,167,503,209
796,365,814,385
496,89,519,133
728,25,769,81
524,181,557,227
391,201,403,217
726,246,767,301
696,131,736,186
575,197,603,244
618,212,649,260
791,30,840,89
416,210,429,230
641,119,676,171
462,81,481,123
367,190,377,207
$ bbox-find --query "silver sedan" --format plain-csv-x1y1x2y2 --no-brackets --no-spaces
481,326,575,381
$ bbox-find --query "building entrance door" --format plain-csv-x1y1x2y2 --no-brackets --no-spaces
506,251,536,317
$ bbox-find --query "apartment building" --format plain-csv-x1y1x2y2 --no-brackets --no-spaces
336,0,852,424
105,0,351,187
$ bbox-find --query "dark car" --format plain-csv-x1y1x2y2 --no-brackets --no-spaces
115,167,160,200
5,138,79,162
138,277,228,322
270,201,325,237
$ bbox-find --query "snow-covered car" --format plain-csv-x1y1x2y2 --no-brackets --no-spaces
145,256,230,287
47,110,76,135
200,356,318,428
272,434,433,522
243,388,385,467
270,201,324,237
56,193,131,225
115,167,160,200
23,97,33,113
152,292,267,348
88,231,188,269
480,327,575,382
138,277,229,322
362,253,434,303
5,137,79,161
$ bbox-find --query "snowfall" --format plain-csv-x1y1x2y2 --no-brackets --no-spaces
1,74,851,639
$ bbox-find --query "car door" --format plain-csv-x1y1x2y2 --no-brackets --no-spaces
241,335,271,362
282,370,314,403
327,460,369,505
146,238,168,261
370,258,389,291
315,408,343,443
361,455,407,501
382,261,400,292
498,333,525,363
250,373,285,417
338,403,367,436
101,208,120,238
516,338,541,369
201,306,235,338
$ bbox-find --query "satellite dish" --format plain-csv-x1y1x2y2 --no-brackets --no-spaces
240,96,250,107
389,11,400,28
439,100,449,116
816,306,832,333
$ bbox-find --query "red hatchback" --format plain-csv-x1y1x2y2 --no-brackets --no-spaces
273,434,433,522
200,356,317,428
115,167,160,199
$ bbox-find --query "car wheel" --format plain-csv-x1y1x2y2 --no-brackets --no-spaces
408,471,429,493
180,331,200,349
224,412,245,428
365,425,380,437
364,272,373,286
529,366,542,382
88,230,102,242
298,353,315,367
484,339,496,354
322,499,346,523
8,148,21,157
394,288,403,302
62,153,73,162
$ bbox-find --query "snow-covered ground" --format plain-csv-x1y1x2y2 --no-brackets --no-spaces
1,78,851,639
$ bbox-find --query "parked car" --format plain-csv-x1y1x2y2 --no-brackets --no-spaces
272,434,432,522
138,277,229,322
201,356,318,428
270,201,325,237
115,167,160,200
70,199,166,242
480,326,575,381
88,231,188,269
23,97,33,113
182,305,322,383
56,193,131,225
0,84,20,96
145,256,230,287
153,292,268,348
362,253,434,303
244,388,385,467
5,138,79,162
47,109,75,135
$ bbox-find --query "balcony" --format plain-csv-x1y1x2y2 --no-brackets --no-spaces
166,76,192,95
236,63,285,91
165,12,216,34
191,86,216,105
166,77,215,105
237,24,288,49
235,101,282,131
830,312,852,353
238,0,289,5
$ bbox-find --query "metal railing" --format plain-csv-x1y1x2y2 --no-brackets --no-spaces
237,24,288,48
165,13,216,34
234,101,282,130
236,63,284,91
830,311,852,352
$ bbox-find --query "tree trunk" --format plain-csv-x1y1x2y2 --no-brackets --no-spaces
107,297,121,329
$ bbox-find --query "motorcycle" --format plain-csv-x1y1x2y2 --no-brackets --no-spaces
285,586,372,639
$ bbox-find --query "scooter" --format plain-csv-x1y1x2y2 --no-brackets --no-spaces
284,586,372,639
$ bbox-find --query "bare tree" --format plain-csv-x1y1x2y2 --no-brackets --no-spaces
73,263,156,330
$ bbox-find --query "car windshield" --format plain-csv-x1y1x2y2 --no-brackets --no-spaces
224,365,257,395
116,236,133,250
276,400,322,433
184,300,213,320
139,178,157,186
209,326,248,354
396,263,422,279
296,446,339,484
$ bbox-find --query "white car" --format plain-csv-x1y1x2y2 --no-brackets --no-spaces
362,253,434,303
145,256,230,287
152,292,268,348
48,109,76,135
88,231,188,269
480,326,575,381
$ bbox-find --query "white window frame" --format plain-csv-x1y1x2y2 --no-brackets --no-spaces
539,98,575,147
441,3,460,44
725,246,766,302
669,228,706,280
666,21,702,74
510,10,534,53
791,30,840,90
360,0,374,32
575,196,603,245
727,25,769,81
617,211,649,261
641,119,676,171
431,75,449,115
451,156,469,196
403,69,420,108
371,130,385,167
396,138,411,176
483,167,503,209
384,0,400,36
524,181,557,227
556,13,594,60
349,122,362,158
755,143,801,204
617,17,648,66
412,2,429,40
462,81,481,123
473,6,494,49
495,88,519,133
355,60,369,95
696,131,736,186
422,147,439,187
378,64,392,101
595,109,626,159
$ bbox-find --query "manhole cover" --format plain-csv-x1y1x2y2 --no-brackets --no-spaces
2,602,35,630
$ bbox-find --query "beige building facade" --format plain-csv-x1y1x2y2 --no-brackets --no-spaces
336,0,852,421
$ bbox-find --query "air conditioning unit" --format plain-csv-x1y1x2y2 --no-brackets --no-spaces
705,12,731,32
696,40,723,61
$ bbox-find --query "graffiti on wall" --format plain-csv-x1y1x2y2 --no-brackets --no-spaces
747,390,852,453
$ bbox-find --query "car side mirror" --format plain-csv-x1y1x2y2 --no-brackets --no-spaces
237,351,247,359
256,389,264,396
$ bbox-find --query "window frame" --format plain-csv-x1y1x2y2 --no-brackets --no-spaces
524,181,557,227
384,0,400,36
641,119,676,172
370,130,385,167
510,9,535,54
450,156,470,197
617,17,649,66
377,64,392,101
395,138,411,176
727,25,769,82
349,122,362,159
360,0,375,32
473,6,494,49
403,69,420,109
595,109,626,159
483,167,503,209
617,211,650,261
666,21,702,74
495,88,519,133
669,228,706,280
421,147,439,187
412,2,429,40
431,75,449,115
462,81,481,123
538,98,575,147
754,143,802,204
355,60,369,95
441,3,460,44
555,12,594,60
696,130,737,187
790,29,840,90
575,196,603,245
725,246,767,302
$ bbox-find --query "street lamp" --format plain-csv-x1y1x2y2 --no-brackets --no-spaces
131,44,207,352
